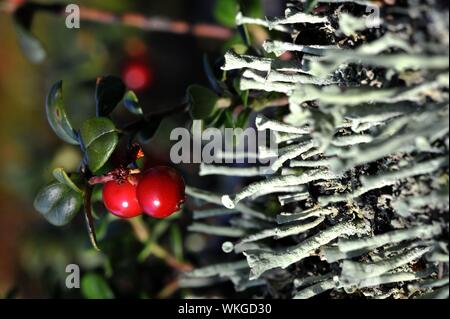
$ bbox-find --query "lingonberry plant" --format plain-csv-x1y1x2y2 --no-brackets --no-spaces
29,0,270,255
33,75,188,250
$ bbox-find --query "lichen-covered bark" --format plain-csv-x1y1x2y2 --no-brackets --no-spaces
186,0,449,299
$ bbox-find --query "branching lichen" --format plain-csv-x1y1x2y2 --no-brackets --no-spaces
187,0,449,299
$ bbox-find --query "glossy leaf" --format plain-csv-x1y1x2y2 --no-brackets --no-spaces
123,90,143,115
187,85,219,120
80,117,118,172
45,81,79,145
34,182,83,226
81,273,114,299
52,168,83,194
95,76,126,117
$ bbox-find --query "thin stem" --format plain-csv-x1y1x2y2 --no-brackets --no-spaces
88,167,142,185
129,216,150,242
83,185,100,251
129,218,193,272
88,175,115,185
0,0,234,40
156,278,180,299
148,242,193,272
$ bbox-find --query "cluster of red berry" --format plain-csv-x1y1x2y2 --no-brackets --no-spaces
102,166,185,219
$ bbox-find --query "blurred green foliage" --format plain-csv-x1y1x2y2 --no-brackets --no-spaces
0,0,269,299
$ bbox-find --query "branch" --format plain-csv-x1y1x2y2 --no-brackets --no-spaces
129,218,193,272
0,0,234,40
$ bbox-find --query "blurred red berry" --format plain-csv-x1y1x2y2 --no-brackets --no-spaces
136,166,185,218
122,61,152,91
103,180,142,218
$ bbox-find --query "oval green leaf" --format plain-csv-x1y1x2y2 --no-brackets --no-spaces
52,168,83,194
187,85,219,120
45,81,79,145
80,117,118,172
81,273,114,299
34,182,83,226
96,76,126,117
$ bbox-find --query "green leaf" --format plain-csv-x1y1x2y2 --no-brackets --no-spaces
34,182,83,226
91,185,103,202
13,4,46,64
81,273,114,299
236,109,251,128
187,85,219,120
95,76,126,117
224,109,235,129
123,90,143,115
45,81,79,145
80,117,118,172
52,168,83,194
214,0,239,27
12,2,64,63
13,22,46,64
206,109,226,128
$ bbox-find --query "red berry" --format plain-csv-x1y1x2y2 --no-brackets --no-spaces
136,166,185,218
122,61,152,91
102,180,142,218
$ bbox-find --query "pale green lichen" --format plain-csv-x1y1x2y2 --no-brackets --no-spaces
187,0,449,299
